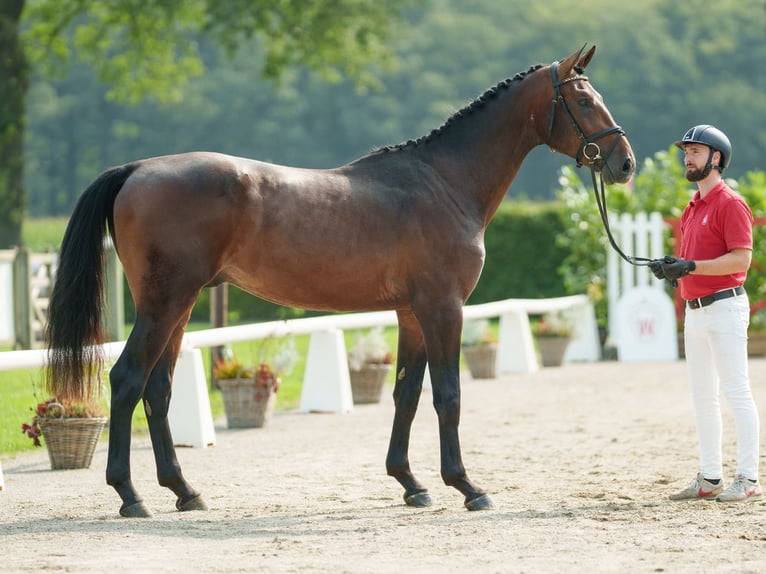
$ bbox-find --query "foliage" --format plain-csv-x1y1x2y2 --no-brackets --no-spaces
348,327,394,370
14,0,766,223
1,0,410,248
461,319,497,347
21,396,107,447
21,0,408,104
470,201,569,304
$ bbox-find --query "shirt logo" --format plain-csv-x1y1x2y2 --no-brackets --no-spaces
702,214,708,226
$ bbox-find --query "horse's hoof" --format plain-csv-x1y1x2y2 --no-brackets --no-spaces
404,490,433,508
465,493,495,511
176,494,208,512
119,501,153,518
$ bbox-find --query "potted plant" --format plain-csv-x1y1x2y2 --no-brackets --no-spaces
461,319,498,379
347,327,394,404
215,338,298,428
21,396,108,470
532,311,574,367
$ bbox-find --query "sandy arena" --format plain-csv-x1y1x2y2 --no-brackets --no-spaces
2,359,765,573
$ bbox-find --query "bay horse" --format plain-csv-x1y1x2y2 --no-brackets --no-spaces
45,45,634,518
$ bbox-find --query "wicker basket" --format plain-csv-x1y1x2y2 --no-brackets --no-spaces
39,417,108,470
462,344,498,379
349,363,392,404
218,377,277,428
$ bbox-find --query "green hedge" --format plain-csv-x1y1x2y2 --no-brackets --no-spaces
469,201,568,303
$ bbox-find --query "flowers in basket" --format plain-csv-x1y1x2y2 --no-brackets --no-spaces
461,319,498,379
532,311,574,338
347,327,394,405
214,338,299,397
22,397,107,447
21,395,109,470
461,319,497,348
214,338,299,428
348,327,394,371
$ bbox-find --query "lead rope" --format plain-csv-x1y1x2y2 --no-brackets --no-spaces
589,168,652,267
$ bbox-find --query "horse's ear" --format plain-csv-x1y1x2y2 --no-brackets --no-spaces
558,45,588,77
577,45,596,71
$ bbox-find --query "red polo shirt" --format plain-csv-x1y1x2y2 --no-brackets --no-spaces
679,180,752,300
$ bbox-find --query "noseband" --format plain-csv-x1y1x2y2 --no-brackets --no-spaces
547,61,649,267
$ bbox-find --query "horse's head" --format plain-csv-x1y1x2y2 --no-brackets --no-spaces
544,45,635,185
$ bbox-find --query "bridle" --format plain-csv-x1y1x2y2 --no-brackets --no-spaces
547,61,650,267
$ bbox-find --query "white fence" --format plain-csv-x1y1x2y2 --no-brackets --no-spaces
606,212,678,361
0,294,598,374
0,243,123,350
0,294,599,447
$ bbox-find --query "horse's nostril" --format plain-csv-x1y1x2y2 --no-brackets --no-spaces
623,158,634,175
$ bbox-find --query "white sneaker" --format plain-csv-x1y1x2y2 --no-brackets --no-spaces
669,473,723,501
715,475,763,503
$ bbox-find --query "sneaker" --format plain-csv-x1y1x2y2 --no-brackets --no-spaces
715,475,764,503
669,473,723,501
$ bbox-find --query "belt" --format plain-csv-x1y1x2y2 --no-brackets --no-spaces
686,285,745,310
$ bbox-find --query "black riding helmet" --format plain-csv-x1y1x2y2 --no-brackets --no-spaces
674,124,732,173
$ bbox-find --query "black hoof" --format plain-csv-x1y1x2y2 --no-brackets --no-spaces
404,490,433,507
176,494,208,512
465,493,494,511
120,501,153,518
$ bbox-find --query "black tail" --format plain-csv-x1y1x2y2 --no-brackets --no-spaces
45,163,139,402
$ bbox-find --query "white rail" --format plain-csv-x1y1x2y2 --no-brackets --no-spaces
0,294,597,374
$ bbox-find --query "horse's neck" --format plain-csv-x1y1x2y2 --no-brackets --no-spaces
417,85,544,226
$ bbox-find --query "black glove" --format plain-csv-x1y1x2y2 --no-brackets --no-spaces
661,256,696,281
648,259,666,280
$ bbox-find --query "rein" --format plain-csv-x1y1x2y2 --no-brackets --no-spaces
548,61,651,267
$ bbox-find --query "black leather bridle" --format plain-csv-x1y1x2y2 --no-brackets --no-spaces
547,61,650,267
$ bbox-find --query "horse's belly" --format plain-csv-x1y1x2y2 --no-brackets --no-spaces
226,264,404,313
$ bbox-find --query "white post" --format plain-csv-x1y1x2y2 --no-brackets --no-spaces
168,348,217,448
498,310,539,374
299,329,354,413
563,301,601,362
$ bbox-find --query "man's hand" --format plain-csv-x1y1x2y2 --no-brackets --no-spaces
648,259,666,280
661,256,696,280
649,256,696,287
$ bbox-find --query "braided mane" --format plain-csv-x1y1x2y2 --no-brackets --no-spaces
377,64,544,153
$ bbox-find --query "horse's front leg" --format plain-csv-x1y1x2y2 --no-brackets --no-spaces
143,328,206,513
386,310,432,507
421,307,494,511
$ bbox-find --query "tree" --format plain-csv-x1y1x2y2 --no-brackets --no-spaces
0,0,409,248
0,0,27,248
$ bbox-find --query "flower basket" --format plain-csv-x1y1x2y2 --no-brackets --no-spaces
349,363,392,404
39,413,108,470
347,327,394,404
218,376,277,429
462,343,498,379
537,336,571,367
22,400,108,470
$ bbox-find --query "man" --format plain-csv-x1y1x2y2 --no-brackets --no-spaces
649,125,762,502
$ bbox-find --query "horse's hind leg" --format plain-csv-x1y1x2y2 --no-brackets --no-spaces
386,310,432,507
143,318,206,513
107,317,169,518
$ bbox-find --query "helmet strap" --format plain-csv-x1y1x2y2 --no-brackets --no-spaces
702,148,717,177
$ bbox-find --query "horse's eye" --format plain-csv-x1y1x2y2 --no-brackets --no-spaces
578,98,592,109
